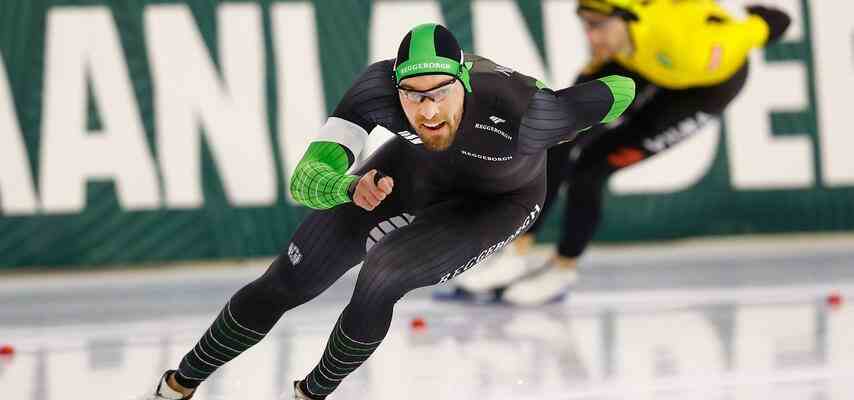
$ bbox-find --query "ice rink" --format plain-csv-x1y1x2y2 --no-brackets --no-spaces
2,235,854,400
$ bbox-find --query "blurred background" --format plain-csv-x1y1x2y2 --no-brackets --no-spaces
0,0,852,399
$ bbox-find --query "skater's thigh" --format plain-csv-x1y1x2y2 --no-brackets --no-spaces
357,188,545,295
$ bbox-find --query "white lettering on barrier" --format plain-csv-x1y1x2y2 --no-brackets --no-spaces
543,0,587,87
810,1,854,186
145,4,274,208
41,7,160,214
726,50,814,189
1,1,850,217
273,2,328,203
472,0,547,85
0,54,39,215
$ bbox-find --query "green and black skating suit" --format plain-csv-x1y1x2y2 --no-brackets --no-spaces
283,51,631,335
172,54,633,398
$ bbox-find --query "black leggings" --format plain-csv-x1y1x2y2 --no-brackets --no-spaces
528,62,749,257
174,138,545,396
239,137,543,336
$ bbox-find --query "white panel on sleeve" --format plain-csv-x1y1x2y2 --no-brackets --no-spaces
316,116,368,159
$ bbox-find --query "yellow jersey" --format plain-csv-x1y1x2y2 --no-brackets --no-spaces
606,0,769,89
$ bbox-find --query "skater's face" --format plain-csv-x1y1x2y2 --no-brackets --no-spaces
398,74,465,151
578,10,631,62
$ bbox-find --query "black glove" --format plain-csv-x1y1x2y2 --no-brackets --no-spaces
746,5,791,45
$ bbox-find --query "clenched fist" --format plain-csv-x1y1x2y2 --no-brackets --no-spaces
349,169,394,211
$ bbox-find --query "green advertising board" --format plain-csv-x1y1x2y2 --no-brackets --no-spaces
0,0,851,268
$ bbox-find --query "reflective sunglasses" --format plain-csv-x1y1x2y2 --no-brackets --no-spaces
397,77,458,103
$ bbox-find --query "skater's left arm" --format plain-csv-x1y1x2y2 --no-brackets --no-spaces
517,75,635,155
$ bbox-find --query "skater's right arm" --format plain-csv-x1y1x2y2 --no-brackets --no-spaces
290,60,398,210
290,140,360,210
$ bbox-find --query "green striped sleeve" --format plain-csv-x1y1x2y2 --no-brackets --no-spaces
290,141,359,210
597,75,636,124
